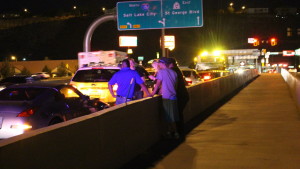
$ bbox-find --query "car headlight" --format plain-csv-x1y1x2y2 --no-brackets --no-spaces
0,86,6,91
11,124,32,130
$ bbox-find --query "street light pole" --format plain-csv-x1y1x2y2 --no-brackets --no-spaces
160,0,166,58
161,28,165,58
83,15,116,52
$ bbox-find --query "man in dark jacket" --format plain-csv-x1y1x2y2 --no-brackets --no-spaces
167,57,190,137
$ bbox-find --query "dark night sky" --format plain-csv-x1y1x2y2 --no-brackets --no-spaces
0,0,299,13
0,0,299,64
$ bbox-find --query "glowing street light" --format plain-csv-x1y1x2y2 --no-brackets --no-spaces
201,51,209,57
213,50,221,56
11,55,17,62
229,2,234,7
73,6,77,10
127,48,133,54
196,51,208,63
194,57,198,63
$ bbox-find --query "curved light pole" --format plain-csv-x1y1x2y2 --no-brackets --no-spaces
83,14,116,52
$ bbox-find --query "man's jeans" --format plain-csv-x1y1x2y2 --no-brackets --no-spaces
116,96,132,105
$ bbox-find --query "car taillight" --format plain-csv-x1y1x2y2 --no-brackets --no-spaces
185,77,192,86
17,108,36,117
203,75,211,80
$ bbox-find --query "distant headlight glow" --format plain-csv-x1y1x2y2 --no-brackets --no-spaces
0,86,6,91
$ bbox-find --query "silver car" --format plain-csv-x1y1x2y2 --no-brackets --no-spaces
0,83,109,139
179,67,202,86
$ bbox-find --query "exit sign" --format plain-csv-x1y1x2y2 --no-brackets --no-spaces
117,0,203,30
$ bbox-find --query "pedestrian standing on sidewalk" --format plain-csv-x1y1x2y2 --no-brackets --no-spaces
151,57,179,139
108,59,151,105
167,57,189,137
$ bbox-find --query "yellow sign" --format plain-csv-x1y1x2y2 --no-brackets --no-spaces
133,25,141,28
120,25,127,29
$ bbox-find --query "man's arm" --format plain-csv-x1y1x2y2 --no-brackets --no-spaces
140,83,151,97
108,84,116,98
151,79,162,96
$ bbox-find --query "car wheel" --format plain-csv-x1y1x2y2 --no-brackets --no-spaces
49,118,63,126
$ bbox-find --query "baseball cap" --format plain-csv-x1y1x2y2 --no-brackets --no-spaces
167,57,177,65
158,57,169,64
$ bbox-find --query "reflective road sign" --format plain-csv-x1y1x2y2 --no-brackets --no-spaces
117,0,203,30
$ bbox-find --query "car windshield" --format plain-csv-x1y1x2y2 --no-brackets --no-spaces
0,88,46,101
72,69,119,82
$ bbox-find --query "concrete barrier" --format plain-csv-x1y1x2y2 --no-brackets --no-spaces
281,69,300,111
0,69,258,169
183,69,258,123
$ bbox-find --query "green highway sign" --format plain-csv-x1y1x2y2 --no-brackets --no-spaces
117,0,203,30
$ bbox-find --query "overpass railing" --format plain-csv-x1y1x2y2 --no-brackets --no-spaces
281,69,300,111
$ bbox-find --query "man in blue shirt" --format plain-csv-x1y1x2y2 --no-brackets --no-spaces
108,59,151,105
129,58,150,100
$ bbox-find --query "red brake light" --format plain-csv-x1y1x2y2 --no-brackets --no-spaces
17,108,36,117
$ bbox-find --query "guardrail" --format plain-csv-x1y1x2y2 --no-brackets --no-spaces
0,69,258,169
281,69,300,111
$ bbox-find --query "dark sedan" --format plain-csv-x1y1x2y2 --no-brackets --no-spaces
0,83,109,139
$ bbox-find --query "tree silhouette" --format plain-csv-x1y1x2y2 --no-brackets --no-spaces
0,59,15,78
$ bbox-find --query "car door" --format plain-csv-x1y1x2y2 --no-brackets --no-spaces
33,89,66,127
59,86,90,118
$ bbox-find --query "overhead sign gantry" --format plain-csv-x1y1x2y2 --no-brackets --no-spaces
117,0,203,30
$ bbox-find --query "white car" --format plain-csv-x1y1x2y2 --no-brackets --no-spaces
70,66,120,104
179,67,202,86
32,72,50,79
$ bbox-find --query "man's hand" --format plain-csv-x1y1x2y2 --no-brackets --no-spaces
148,75,156,81
108,84,116,98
